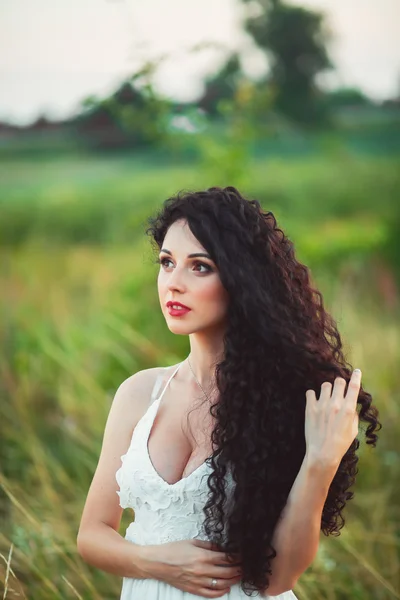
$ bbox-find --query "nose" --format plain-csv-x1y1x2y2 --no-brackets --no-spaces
166,264,187,293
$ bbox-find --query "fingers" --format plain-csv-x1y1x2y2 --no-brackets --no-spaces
201,573,242,597
192,539,217,550
330,371,361,414
189,539,242,597
210,564,242,579
305,388,317,407
197,544,241,565
307,370,362,406
319,381,333,403
208,551,241,567
207,553,242,582
345,369,362,411
193,539,240,560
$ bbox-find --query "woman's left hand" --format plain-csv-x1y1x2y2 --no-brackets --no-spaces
304,369,361,467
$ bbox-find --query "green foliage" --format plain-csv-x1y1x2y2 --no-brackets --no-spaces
1,241,399,598
1,151,399,280
0,149,399,598
197,53,244,117
325,87,374,108
74,78,171,151
241,0,333,125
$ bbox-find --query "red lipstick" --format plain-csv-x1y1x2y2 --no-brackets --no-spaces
166,301,191,317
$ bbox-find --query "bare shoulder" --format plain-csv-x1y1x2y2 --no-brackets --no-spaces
77,364,174,537
114,365,166,408
111,363,179,425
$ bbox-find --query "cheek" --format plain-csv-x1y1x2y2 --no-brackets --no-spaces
198,279,228,309
157,271,166,295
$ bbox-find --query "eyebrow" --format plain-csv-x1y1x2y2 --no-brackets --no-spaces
160,248,212,260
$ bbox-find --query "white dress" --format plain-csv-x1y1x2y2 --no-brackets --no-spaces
116,362,298,599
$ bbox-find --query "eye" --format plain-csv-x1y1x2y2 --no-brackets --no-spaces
159,257,173,268
192,260,212,273
158,257,213,273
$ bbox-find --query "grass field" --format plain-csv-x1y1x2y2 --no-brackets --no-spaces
1,150,399,599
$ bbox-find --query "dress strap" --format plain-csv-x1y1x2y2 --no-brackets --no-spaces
150,371,166,405
149,361,184,406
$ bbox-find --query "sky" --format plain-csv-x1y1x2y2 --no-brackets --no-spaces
1,0,400,124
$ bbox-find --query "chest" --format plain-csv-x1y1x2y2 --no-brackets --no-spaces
147,394,215,484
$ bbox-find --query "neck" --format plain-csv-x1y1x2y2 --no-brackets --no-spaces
186,330,225,390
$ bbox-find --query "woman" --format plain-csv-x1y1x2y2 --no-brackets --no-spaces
77,186,381,598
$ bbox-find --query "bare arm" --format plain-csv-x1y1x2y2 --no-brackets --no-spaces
77,366,243,598
77,367,163,577
77,525,149,578
261,453,338,596
262,371,361,595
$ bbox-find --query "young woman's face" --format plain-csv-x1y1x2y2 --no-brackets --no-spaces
157,219,229,335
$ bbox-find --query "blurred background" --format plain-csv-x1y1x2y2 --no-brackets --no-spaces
1,0,399,598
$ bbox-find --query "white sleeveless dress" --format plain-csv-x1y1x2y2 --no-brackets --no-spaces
115,362,298,599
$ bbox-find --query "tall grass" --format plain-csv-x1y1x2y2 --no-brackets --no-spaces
1,153,399,598
0,153,398,252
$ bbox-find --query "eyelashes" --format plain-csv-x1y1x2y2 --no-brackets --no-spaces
157,257,213,273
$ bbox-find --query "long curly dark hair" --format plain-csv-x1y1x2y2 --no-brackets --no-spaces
145,186,381,596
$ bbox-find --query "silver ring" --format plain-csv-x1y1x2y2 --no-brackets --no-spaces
211,578,218,588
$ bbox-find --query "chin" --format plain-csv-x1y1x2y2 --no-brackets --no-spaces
166,320,193,334
168,326,190,335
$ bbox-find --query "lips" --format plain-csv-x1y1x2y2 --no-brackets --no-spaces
166,301,191,317
166,301,191,310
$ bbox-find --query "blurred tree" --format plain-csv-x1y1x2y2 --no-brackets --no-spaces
197,52,243,118
75,64,171,150
325,87,373,108
241,0,333,126
197,78,274,187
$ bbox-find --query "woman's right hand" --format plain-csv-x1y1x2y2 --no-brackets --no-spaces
141,538,243,598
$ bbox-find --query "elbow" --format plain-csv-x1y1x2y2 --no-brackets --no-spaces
262,579,297,597
278,580,297,595
275,578,298,595
76,530,85,558
76,528,90,562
